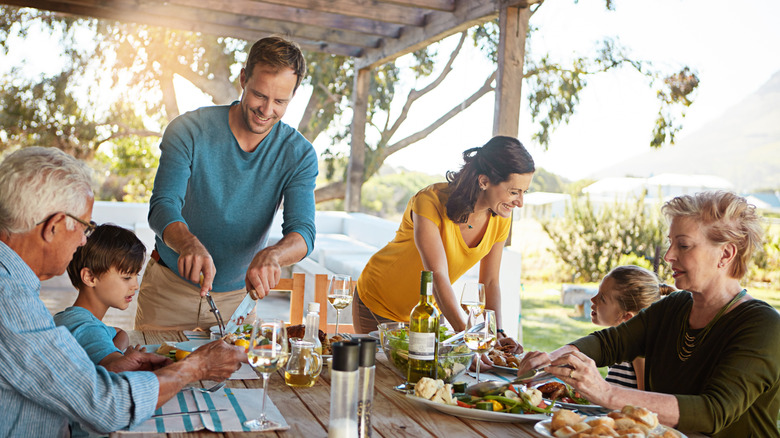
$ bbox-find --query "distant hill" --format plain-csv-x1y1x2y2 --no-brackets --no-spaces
592,70,780,192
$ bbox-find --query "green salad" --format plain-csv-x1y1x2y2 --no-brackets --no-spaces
384,326,472,381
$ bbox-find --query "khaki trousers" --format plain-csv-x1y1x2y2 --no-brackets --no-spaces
135,258,255,331
351,286,395,334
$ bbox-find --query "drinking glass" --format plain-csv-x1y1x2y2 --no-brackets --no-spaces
327,274,352,335
459,282,486,324
244,318,289,431
464,309,497,383
284,338,322,388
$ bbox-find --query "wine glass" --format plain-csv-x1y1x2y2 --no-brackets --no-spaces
459,282,486,324
244,318,289,431
327,274,352,335
464,309,497,383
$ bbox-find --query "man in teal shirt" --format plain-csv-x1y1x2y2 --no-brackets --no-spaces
136,36,318,330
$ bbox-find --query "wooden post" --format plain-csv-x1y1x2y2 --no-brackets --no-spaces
346,67,370,212
493,5,530,137
493,5,531,344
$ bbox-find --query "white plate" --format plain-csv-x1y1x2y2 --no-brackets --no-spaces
175,339,211,352
405,394,549,423
534,417,687,437
367,330,380,340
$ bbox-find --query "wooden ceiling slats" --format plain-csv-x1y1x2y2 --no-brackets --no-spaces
254,0,429,26
167,0,404,38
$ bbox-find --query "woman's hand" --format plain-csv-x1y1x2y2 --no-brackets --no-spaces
516,350,552,376
549,350,611,405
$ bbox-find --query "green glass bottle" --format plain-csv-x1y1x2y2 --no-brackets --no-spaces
407,270,439,387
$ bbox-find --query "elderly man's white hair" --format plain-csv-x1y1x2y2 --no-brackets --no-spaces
0,147,94,235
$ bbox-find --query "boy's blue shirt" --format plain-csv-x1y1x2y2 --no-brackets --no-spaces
53,306,121,365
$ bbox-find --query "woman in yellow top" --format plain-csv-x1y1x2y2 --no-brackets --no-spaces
352,136,535,344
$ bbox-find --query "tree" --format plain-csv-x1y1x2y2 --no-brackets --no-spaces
540,192,668,283
0,4,698,205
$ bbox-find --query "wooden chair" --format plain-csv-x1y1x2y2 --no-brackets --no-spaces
271,272,306,325
314,273,356,334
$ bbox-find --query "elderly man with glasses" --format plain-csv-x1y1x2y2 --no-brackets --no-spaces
0,147,246,437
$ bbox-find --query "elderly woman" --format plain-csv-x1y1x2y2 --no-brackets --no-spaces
352,136,534,350
519,191,780,437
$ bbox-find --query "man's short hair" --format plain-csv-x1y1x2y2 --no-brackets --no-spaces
0,147,93,235
245,36,307,92
67,224,147,289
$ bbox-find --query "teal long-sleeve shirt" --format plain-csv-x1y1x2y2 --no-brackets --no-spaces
148,103,318,292
571,291,780,437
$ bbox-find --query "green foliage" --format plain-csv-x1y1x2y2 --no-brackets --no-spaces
360,172,441,220
529,167,568,193
749,223,780,285
540,193,668,283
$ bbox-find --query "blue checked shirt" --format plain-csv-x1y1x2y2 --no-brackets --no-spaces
0,241,159,437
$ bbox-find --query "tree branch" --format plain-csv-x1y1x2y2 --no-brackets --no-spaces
383,32,467,142
380,71,496,164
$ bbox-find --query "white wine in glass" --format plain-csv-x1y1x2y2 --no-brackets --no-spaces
464,309,496,383
244,318,289,431
327,274,352,335
459,282,486,319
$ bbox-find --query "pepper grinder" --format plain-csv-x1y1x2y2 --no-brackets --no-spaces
328,341,360,438
357,339,377,438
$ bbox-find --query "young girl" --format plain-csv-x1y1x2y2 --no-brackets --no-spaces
590,265,675,390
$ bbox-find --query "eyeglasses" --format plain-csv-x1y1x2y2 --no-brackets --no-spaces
37,212,97,237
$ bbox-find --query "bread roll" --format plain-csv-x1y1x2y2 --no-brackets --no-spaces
587,416,616,428
551,426,577,437
630,407,659,428
551,409,583,431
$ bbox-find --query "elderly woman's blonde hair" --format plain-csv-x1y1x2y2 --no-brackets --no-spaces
661,191,763,279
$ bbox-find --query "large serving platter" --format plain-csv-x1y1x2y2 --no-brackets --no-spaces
405,394,550,423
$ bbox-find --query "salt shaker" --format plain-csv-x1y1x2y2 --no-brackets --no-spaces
357,339,376,438
328,341,360,438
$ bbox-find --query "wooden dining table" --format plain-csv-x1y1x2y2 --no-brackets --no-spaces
113,330,703,438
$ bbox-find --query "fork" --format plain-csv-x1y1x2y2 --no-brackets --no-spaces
189,381,226,393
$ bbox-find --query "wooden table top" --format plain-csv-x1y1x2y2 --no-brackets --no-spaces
114,331,702,438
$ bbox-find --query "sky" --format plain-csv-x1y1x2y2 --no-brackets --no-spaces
271,0,780,182
5,1,780,183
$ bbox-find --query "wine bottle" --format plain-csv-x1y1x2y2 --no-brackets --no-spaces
407,270,439,387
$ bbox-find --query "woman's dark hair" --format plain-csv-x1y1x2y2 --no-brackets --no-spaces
67,224,146,289
445,136,535,223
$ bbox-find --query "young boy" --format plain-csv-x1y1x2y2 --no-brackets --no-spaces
54,223,147,372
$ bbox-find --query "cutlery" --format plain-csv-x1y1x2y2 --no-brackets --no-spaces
465,365,571,396
198,273,225,337
205,292,226,337
441,322,485,346
151,408,227,418
223,293,256,335
188,381,226,393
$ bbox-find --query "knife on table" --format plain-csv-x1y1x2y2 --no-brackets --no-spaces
151,408,227,418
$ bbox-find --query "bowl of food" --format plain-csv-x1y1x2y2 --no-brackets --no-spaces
378,322,474,383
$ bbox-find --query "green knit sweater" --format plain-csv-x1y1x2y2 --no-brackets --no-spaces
572,291,780,437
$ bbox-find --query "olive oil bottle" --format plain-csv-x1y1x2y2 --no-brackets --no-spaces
407,270,439,387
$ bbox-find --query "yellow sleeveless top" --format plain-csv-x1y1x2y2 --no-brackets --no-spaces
356,183,510,322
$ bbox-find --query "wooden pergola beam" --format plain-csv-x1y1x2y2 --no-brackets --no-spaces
356,0,529,69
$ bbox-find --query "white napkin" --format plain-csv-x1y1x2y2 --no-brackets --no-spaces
119,388,288,433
